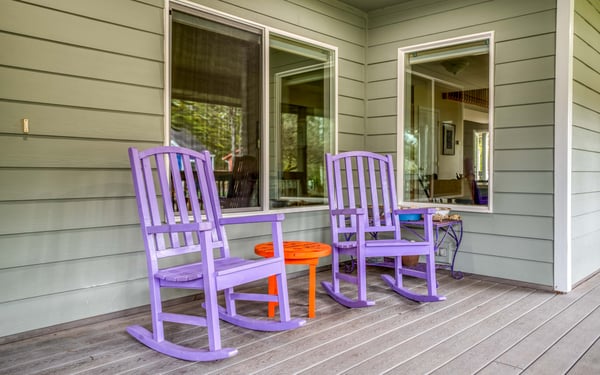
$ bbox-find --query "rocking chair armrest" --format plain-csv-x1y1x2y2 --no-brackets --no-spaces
219,213,285,226
146,222,214,234
331,208,367,216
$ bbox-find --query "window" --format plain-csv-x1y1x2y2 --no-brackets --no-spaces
169,6,335,211
398,33,493,209
269,35,334,209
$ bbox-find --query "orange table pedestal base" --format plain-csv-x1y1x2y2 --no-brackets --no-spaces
254,241,331,318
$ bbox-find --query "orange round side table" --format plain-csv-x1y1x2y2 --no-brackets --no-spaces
254,241,331,318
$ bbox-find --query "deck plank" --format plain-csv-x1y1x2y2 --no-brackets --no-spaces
567,336,600,375
340,285,531,374
522,305,600,374
1,269,599,375
392,289,554,374
431,272,600,374
479,276,600,373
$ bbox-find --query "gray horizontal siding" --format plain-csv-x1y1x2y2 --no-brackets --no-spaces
0,0,166,338
571,0,600,285
0,0,365,337
364,0,557,286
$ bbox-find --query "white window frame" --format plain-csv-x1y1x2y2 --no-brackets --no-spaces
397,31,494,213
165,0,338,214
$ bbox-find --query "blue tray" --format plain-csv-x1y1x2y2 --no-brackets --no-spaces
398,213,421,221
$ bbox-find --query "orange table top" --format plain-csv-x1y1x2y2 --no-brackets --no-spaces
254,241,331,260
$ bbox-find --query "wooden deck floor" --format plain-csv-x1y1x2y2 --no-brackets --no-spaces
2,267,600,374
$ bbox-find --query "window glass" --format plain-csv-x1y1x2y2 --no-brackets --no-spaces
402,38,490,207
269,34,334,209
170,10,262,210
170,9,336,212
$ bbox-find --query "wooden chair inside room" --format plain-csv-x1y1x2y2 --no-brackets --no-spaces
221,155,258,209
127,146,304,361
322,151,446,308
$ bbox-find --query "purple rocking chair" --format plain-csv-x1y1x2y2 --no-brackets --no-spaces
127,146,305,361
322,151,446,307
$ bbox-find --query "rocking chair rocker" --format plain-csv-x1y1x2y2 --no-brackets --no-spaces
322,151,446,307
127,146,304,361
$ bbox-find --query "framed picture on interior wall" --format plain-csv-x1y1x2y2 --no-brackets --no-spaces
442,122,455,155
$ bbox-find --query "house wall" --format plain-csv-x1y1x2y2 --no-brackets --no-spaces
571,0,600,284
0,0,366,338
364,0,558,286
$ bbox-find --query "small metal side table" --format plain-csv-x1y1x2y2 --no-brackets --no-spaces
400,219,464,279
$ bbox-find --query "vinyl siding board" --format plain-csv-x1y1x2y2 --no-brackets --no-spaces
339,96,365,118
366,116,397,135
573,149,600,172
494,172,554,194
0,137,155,169
0,33,164,88
0,102,164,141
339,58,365,81
0,226,143,269
495,80,555,107
0,253,146,303
339,77,365,99
572,171,600,194
573,126,600,152
494,150,554,171
495,56,555,85
367,97,396,117
572,192,600,217
367,60,396,82
339,114,365,135
462,214,553,241
366,134,396,154
494,126,554,149
0,169,134,201
495,103,555,128
0,198,139,236
495,33,555,64
367,79,397,100
462,233,553,263
573,103,600,133
0,67,163,115
456,251,553,286
573,81,600,112
338,133,365,152
493,193,553,217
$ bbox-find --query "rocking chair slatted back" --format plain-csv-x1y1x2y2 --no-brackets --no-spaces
327,152,400,240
